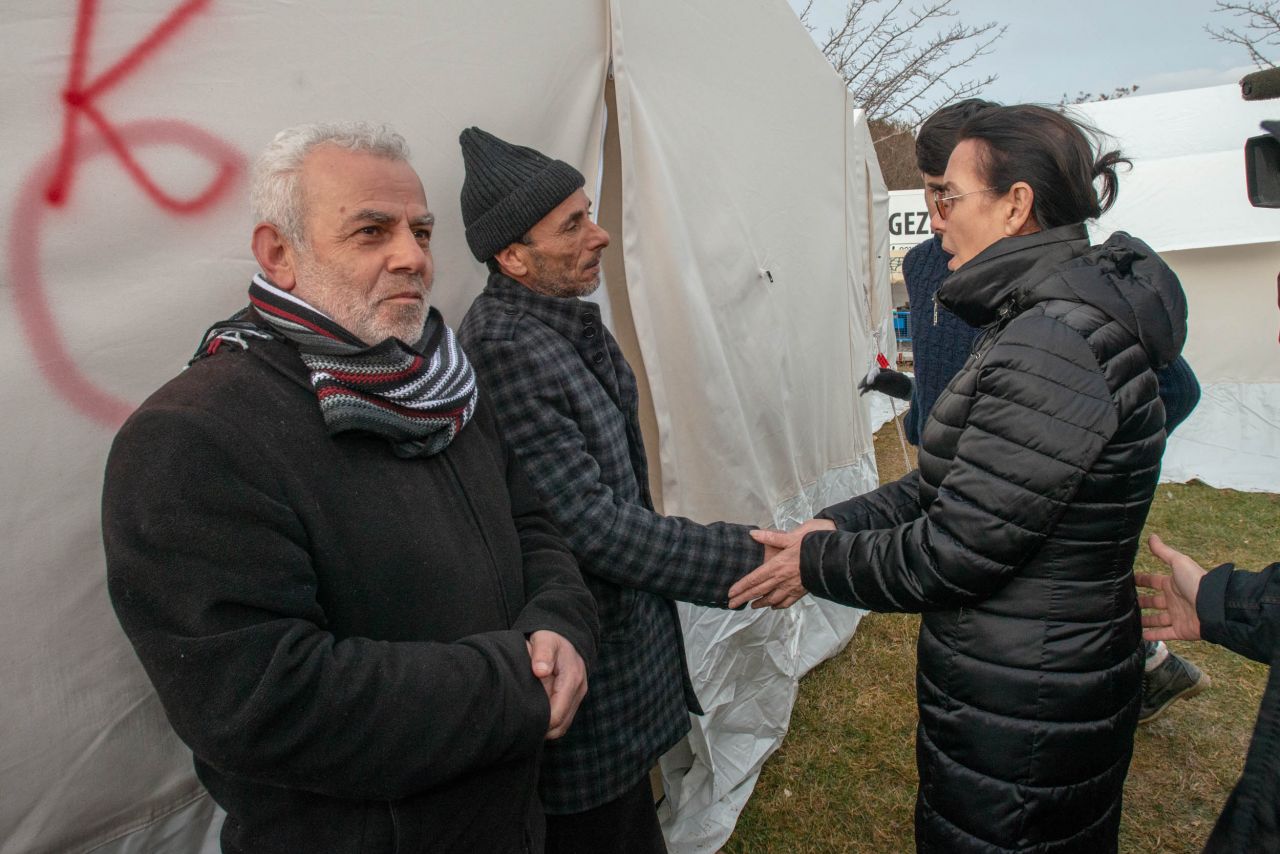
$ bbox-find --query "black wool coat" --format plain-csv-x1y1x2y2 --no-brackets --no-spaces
102,334,598,854
800,225,1188,853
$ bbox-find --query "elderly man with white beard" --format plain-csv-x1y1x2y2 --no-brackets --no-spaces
101,122,598,854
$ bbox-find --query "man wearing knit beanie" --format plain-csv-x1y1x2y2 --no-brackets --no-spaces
457,127,765,854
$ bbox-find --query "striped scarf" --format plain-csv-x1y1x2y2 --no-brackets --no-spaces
197,274,477,457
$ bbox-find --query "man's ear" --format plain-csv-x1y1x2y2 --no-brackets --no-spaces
1005,182,1039,236
493,243,529,281
251,222,300,290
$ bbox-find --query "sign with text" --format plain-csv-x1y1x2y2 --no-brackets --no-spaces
888,188,933,246
888,188,932,288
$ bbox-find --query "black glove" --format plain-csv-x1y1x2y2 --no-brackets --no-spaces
857,367,913,401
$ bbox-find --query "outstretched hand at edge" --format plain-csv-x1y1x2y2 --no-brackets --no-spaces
1136,534,1207,642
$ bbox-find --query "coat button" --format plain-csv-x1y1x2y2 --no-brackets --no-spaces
583,327,597,339
503,306,517,315
592,352,605,364
582,312,595,325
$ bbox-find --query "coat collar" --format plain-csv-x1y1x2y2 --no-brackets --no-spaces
936,223,1090,328
482,271,626,406
483,272,603,340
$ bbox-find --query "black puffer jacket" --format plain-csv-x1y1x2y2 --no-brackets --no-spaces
801,224,1187,853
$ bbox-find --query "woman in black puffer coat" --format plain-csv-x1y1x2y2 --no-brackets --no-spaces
731,105,1187,852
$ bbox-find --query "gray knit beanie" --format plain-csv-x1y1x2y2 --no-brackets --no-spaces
458,127,586,262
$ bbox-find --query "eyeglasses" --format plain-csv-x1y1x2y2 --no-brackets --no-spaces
932,187,996,221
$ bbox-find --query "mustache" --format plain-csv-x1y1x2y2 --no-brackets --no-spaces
382,273,430,293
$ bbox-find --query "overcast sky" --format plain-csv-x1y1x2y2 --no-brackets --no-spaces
790,0,1262,107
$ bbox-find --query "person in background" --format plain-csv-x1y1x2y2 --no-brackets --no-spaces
1138,536,1280,851
733,103,1189,852
861,98,1210,725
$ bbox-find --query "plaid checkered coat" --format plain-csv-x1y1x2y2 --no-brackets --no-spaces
459,274,763,814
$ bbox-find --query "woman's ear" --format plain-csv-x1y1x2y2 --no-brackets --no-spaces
1005,181,1039,236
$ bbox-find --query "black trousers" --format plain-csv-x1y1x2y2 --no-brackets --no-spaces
544,775,668,854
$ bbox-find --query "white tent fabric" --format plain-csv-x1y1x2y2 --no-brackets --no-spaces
604,4,888,848
886,85,1280,493
1074,88,1280,493
0,2,888,852
1083,151,1279,252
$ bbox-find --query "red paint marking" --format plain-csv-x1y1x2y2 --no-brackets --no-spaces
9,0,245,428
11,121,245,427
47,0,218,211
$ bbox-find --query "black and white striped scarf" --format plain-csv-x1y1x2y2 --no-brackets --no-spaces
196,274,477,457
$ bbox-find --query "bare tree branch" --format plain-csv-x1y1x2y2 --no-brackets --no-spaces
867,118,923,189
798,0,1005,126
1206,1,1279,68
1059,84,1141,107
798,0,817,31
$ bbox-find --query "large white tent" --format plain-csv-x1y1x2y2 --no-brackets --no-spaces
888,84,1280,493
0,2,890,852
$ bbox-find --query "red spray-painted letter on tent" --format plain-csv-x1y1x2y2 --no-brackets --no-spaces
0,1,889,851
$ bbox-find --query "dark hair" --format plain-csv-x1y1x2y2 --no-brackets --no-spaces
956,104,1130,229
915,99,1000,176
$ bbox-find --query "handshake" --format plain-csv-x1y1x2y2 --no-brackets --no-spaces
727,518,838,610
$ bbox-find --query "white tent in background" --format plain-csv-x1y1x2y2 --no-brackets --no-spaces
1072,86,1280,493
0,1,890,852
888,85,1280,493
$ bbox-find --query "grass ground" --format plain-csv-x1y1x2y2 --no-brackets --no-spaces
724,417,1279,853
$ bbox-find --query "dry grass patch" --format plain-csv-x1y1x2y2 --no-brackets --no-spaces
725,417,1278,853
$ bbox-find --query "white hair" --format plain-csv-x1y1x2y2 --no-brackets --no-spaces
250,122,411,247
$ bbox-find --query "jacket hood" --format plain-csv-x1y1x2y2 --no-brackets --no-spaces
938,223,1188,369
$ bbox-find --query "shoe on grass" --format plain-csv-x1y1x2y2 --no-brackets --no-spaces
1138,653,1210,724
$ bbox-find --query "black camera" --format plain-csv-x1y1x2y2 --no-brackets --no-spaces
1241,67,1280,207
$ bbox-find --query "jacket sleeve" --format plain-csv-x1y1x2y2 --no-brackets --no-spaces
817,471,922,532
800,314,1118,612
103,403,554,802
490,399,600,668
1197,561,1280,665
467,335,763,608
